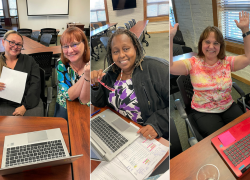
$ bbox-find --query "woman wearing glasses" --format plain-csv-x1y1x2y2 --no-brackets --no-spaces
0,30,42,116
91,29,169,140
55,27,90,120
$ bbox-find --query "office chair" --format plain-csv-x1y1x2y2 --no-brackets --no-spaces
124,23,130,30
40,28,58,45
128,21,134,28
40,34,52,47
30,31,40,41
101,21,106,26
175,75,247,145
0,28,8,37
29,52,54,87
17,29,32,38
170,117,183,159
132,19,136,25
39,67,52,117
93,23,100,29
100,37,109,51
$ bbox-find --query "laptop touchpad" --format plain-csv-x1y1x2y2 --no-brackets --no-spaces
28,130,48,143
111,118,130,132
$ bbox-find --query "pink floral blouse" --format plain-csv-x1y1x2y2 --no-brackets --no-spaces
182,56,235,113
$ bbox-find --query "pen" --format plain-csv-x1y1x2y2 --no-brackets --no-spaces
91,109,101,116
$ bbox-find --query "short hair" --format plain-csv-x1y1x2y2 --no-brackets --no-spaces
197,26,225,60
60,27,90,65
105,28,145,72
3,30,23,42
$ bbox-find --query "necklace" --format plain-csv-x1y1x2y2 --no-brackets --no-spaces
70,62,84,77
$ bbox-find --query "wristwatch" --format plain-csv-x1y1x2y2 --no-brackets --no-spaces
242,31,250,38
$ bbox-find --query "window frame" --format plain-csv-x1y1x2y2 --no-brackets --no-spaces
143,0,169,22
8,0,17,17
90,0,109,24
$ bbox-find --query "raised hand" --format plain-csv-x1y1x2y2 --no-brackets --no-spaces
235,11,249,33
170,22,179,39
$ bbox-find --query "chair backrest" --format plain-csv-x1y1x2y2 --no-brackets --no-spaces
101,21,106,26
132,19,136,25
124,23,130,30
176,75,194,113
39,67,46,105
40,34,52,47
29,52,53,80
173,30,185,45
31,31,40,41
128,21,133,28
0,28,8,37
100,37,109,51
17,28,32,38
93,24,100,29
40,28,58,44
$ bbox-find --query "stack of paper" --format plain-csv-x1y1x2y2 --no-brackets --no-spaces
91,136,169,180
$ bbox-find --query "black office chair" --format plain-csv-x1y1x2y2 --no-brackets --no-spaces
93,24,100,29
40,28,58,45
175,75,247,145
124,23,130,30
17,29,32,38
29,52,53,87
101,21,106,26
40,34,52,47
39,67,52,117
132,19,136,25
128,21,134,28
0,28,8,37
30,31,40,41
170,117,183,159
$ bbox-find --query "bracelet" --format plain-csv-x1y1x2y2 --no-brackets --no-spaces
84,78,90,82
242,31,250,38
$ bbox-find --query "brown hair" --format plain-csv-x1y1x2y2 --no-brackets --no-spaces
60,27,90,65
197,26,225,60
105,28,145,72
0,30,23,76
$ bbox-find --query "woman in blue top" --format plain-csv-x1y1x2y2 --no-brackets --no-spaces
55,27,90,120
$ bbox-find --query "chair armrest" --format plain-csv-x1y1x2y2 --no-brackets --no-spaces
188,137,198,146
45,87,53,117
175,99,187,119
232,82,245,97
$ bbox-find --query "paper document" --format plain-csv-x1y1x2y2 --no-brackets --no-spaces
0,66,27,103
91,157,137,180
117,136,169,180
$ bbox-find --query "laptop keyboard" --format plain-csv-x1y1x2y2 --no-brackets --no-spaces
224,134,250,166
5,140,66,167
91,116,128,153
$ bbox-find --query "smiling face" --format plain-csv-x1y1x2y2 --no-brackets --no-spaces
2,33,23,58
111,34,137,73
201,32,220,60
62,40,85,63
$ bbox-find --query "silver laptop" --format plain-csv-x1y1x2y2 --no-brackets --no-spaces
0,128,82,175
91,109,139,161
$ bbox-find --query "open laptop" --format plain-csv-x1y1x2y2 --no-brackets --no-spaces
211,116,250,178
0,128,82,175
91,109,140,161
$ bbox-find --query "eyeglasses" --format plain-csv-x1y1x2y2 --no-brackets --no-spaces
62,41,83,50
4,39,23,49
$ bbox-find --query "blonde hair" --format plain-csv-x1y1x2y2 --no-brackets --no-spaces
0,30,23,76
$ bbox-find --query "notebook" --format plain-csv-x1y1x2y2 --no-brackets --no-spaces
0,128,82,175
211,116,250,177
91,109,140,161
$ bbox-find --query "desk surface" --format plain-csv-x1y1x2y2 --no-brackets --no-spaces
67,101,90,180
0,116,72,180
170,110,250,180
90,23,117,37
130,20,149,39
173,52,197,62
90,106,169,175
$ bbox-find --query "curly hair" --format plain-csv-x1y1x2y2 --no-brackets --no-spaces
104,28,145,72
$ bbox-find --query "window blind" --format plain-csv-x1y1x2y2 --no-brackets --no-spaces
147,0,169,17
217,0,250,43
90,0,106,22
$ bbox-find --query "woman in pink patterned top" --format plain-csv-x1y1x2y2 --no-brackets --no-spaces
170,11,250,137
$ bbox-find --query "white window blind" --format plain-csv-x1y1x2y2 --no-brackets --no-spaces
147,0,169,17
8,0,17,16
0,0,3,16
90,0,106,23
217,0,250,43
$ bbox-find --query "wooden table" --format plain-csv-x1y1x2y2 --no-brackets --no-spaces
173,52,197,62
0,116,72,180
90,23,117,37
170,110,250,180
130,20,149,46
67,23,85,31
90,106,169,175
67,101,90,180
21,46,62,55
